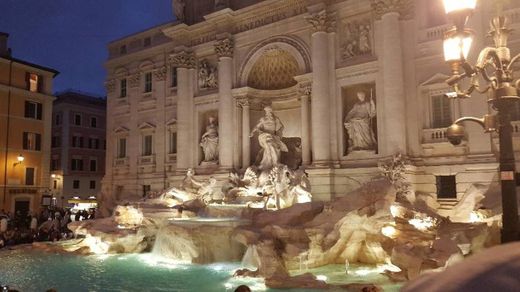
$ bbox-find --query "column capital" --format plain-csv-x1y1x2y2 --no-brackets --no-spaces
298,83,312,97
305,10,336,33
214,37,234,58
371,0,414,20
169,51,196,69
153,66,167,81
104,79,116,94
237,98,250,108
129,73,141,88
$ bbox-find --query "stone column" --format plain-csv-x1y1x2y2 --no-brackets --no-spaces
153,66,167,176
299,84,312,165
306,10,334,165
372,0,410,154
169,51,196,170
127,72,141,198
215,37,235,169
239,99,251,168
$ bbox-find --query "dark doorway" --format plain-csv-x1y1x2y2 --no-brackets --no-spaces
15,200,30,218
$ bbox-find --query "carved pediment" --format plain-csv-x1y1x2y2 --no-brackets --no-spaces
166,118,177,130
113,126,130,134
138,122,156,131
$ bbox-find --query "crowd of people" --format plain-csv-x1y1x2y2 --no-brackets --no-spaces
0,207,96,249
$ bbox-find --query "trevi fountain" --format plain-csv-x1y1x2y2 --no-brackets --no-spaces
2,0,519,291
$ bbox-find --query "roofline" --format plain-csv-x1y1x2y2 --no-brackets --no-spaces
0,32,9,37
108,20,176,45
1,56,59,77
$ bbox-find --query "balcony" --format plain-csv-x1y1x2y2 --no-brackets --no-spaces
167,153,177,163
114,157,129,167
139,155,156,165
422,127,448,144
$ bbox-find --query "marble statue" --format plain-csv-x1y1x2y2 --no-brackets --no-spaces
198,59,218,89
172,0,185,22
200,116,219,163
342,20,372,59
250,106,288,170
160,169,219,204
344,91,377,152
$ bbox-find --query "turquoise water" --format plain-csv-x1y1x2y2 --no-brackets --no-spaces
0,249,402,292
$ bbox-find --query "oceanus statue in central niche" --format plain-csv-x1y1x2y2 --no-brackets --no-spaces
250,106,288,170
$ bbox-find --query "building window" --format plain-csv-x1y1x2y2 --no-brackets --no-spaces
53,180,58,189
436,175,457,199
27,73,41,92
120,45,127,55
73,180,80,189
23,132,41,151
144,72,152,93
25,168,35,185
88,138,100,149
431,94,452,128
144,37,151,47
90,180,96,189
24,101,43,120
55,114,62,125
143,185,151,198
120,78,127,98
90,117,97,128
143,135,153,156
51,158,60,171
90,159,97,172
71,159,84,171
72,135,84,148
51,136,61,148
170,67,177,88
118,138,127,158
169,131,177,154
74,114,82,126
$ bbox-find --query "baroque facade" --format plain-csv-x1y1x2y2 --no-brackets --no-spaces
103,0,520,205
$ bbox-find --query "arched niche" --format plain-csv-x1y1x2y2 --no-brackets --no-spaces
239,35,311,89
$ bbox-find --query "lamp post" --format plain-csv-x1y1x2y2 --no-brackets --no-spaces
441,0,520,242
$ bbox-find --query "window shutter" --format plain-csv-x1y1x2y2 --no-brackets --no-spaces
37,75,43,93
25,72,30,90
23,132,28,149
36,103,42,120
35,133,41,151
24,101,31,118
79,137,84,148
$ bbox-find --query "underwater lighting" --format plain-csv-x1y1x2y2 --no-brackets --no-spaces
84,235,109,255
316,275,328,282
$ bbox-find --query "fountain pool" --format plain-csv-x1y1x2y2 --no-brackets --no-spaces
0,248,402,292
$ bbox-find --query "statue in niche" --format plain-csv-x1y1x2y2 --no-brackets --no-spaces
198,59,218,89
250,106,288,170
200,116,219,163
342,20,372,59
172,0,185,22
344,90,377,153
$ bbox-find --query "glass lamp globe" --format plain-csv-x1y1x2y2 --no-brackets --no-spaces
17,154,24,162
442,0,477,14
443,32,473,62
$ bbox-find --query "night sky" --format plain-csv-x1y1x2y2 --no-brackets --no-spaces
0,0,173,96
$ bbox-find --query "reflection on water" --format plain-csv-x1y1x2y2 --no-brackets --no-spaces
0,249,401,292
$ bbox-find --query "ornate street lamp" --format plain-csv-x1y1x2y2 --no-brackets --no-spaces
442,0,520,242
